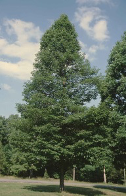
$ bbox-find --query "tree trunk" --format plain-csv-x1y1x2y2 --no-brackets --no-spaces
73,167,75,181
103,166,106,183
60,164,64,191
124,168,126,185
29,169,33,178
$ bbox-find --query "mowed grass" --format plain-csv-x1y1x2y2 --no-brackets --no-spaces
0,182,126,196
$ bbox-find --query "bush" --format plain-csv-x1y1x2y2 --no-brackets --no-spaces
107,168,124,184
10,164,29,177
76,165,103,182
53,172,59,179
44,168,50,178
64,169,73,180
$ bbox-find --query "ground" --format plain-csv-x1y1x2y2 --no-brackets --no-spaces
0,177,126,196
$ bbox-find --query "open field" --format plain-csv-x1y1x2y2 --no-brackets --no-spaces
0,178,126,196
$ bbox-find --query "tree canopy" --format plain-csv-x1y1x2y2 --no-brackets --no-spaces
100,32,126,114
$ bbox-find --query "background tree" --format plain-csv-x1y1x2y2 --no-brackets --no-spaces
0,141,4,173
9,116,45,177
0,115,20,175
113,115,126,171
100,32,126,176
0,116,7,146
74,103,114,182
0,116,8,174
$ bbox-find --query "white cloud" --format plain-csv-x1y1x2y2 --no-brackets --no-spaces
79,39,105,61
76,0,113,5
0,19,42,80
93,20,108,41
1,83,12,91
75,7,109,42
4,19,41,43
79,40,87,51
0,60,33,80
88,44,105,53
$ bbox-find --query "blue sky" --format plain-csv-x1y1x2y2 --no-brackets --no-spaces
0,0,126,117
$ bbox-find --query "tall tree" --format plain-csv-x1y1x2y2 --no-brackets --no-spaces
100,32,126,172
17,14,99,191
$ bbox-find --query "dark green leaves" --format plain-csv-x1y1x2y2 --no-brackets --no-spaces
101,32,126,114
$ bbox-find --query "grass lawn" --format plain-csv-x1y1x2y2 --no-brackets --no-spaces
0,182,126,196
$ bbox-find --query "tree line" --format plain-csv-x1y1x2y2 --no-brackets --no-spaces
0,15,126,191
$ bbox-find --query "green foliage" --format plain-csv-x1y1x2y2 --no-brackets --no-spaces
0,141,4,172
74,104,113,165
10,164,28,176
100,32,126,114
99,32,126,172
16,14,99,186
0,115,16,174
9,118,44,176
64,169,73,180
44,169,49,179
0,116,8,145
53,173,59,179
78,165,102,182
113,115,126,169
107,168,124,184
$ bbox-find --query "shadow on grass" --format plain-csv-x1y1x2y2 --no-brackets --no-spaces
24,185,106,195
94,185,126,194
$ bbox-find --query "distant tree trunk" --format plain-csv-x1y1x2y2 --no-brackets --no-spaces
73,167,75,181
60,164,64,191
124,168,126,185
29,169,33,178
103,166,106,183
